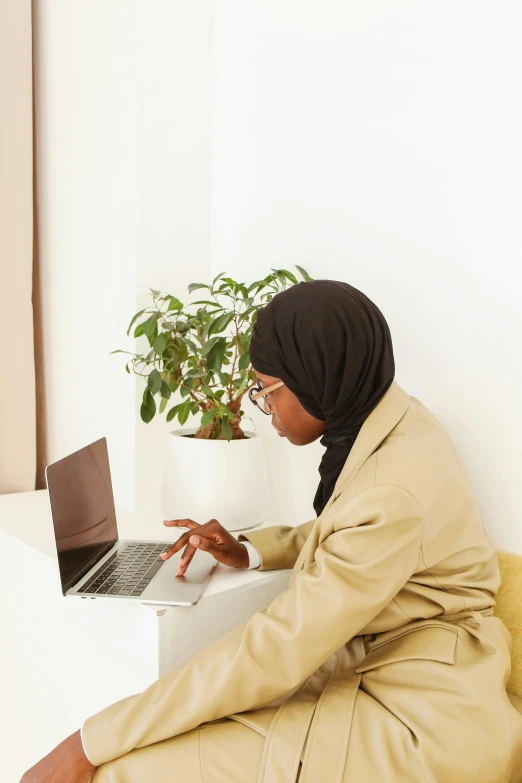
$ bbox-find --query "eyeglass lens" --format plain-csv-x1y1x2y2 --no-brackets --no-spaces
252,384,271,414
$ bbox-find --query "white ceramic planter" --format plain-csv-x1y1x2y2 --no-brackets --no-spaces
160,428,270,532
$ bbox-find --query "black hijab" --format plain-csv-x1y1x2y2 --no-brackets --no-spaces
248,279,395,517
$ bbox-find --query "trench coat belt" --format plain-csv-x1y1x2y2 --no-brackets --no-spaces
299,637,366,783
257,636,366,783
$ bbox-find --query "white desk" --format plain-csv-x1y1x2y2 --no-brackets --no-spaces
0,490,290,783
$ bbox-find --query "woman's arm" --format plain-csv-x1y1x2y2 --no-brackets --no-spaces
81,483,424,767
237,517,317,570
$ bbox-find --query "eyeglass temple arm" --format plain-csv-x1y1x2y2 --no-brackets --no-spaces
250,380,284,400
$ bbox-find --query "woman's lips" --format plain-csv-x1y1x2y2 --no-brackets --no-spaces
273,424,285,436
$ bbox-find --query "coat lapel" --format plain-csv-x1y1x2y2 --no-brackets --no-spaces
328,379,411,500
290,380,411,579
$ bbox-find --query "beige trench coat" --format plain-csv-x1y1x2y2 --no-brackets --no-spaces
84,380,522,782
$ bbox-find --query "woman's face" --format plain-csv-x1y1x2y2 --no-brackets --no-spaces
253,370,326,446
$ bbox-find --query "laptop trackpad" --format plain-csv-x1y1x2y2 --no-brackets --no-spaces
155,548,216,583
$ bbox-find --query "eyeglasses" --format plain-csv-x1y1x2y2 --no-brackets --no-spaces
248,380,285,415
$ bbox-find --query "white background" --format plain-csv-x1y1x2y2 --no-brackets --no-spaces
34,0,522,552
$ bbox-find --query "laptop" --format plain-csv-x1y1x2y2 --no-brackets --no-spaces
45,437,218,606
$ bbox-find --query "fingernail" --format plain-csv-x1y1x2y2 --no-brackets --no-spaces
189,536,200,546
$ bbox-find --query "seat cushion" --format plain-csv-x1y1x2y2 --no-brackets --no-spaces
495,551,522,700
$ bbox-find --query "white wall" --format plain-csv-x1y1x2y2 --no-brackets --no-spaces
34,0,212,518
34,0,138,508
35,0,522,552
133,0,212,522
210,0,522,550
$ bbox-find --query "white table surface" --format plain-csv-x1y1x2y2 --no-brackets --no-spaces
0,489,286,603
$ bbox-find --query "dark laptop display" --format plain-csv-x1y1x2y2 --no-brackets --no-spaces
46,438,118,593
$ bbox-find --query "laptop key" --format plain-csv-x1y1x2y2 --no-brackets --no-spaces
144,561,164,580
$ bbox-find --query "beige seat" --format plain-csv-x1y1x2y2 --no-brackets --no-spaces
495,551,522,715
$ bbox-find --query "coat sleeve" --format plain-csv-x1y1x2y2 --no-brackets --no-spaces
237,517,316,570
81,484,424,767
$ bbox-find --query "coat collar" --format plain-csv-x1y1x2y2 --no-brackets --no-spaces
326,379,411,505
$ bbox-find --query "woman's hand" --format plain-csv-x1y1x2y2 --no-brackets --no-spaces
20,729,97,783
161,518,250,576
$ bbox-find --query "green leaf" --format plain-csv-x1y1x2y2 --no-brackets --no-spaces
234,373,250,397
166,403,182,422
153,333,167,355
201,408,217,427
159,396,168,414
167,297,183,311
238,350,250,371
190,401,200,415
223,404,235,422
134,323,145,338
246,280,266,294
140,388,156,423
188,283,209,294
207,311,234,337
200,383,215,397
278,268,298,284
184,337,200,353
127,309,148,336
270,268,287,287
212,271,226,285
148,369,162,395
222,417,232,440
142,312,160,338
125,362,131,374
217,371,228,386
206,338,227,371
200,335,223,357
160,380,172,399
149,288,161,296
178,399,191,426
295,264,312,281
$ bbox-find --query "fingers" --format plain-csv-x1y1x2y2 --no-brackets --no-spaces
176,543,197,576
177,533,217,576
163,518,198,528
159,519,221,574
160,530,193,560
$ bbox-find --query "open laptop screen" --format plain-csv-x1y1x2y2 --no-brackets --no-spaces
45,437,118,593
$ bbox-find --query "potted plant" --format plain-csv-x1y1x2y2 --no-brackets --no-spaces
112,266,312,531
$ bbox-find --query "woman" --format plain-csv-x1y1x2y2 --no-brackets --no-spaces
23,280,522,782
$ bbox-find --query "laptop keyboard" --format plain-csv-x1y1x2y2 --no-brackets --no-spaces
79,542,172,597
